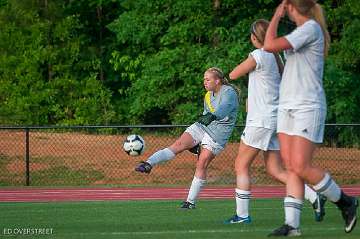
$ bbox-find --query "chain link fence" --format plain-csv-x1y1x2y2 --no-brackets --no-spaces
0,125,360,187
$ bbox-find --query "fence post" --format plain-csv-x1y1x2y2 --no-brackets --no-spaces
25,128,30,186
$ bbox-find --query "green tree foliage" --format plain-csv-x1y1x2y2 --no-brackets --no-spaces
0,0,115,125
108,0,278,124
0,0,359,126
323,0,360,124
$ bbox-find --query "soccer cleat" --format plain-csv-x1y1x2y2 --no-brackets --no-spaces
180,201,196,209
135,161,152,174
268,224,301,237
224,215,251,224
312,193,327,222
340,197,358,233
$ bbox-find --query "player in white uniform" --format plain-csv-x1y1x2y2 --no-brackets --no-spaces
264,0,358,236
135,67,239,209
224,19,324,225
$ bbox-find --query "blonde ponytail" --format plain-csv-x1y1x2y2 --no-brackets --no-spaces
289,0,330,57
310,3,330,56
251,19,284,76
273,53,284,76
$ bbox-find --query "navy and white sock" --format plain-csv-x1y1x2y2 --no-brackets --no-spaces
284,196,303,229
313,173,341,202
235,189,251,218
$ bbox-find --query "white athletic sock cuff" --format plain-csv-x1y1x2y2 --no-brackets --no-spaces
235,189,251,197
235,188,251,200
313,173,331,192
235,188,251,194
284,197,303,209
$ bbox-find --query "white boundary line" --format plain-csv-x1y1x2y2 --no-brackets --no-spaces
62,227,344,236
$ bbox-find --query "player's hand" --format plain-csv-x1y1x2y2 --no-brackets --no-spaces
197,112,217,126
274,0,287,19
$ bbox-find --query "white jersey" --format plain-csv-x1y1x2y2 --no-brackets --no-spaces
246,48,281,129
281,19,326,110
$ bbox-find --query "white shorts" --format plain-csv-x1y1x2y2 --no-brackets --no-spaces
185,123,224,155
241,126,279,151
277,108,326,143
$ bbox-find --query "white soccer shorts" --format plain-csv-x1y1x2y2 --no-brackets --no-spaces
241,126,279,151
277,108,326,143
185,123,224,155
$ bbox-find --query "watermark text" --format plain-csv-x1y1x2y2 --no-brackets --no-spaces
3,228,53,236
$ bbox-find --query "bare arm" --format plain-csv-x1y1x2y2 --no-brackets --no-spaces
229,56,256,80
264,0,292,53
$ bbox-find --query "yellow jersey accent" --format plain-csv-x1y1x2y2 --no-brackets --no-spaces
205,92,215,113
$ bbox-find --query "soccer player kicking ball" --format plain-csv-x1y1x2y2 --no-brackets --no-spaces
224,19,326,225
264,0,358,236
135,67,240,209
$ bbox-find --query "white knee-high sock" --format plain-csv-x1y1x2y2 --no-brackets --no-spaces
284,197,303,228
186,176,206,204
235,189,251,218
313,173,341,202
146,148,175,166
304,184,317,204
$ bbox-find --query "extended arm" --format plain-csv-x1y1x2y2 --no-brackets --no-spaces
229,56,256,80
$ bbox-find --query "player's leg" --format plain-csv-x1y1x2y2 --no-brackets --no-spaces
287,137,327,222
263,130,287,183
224,140,259,224
293,107,357,233
135,124,200,174
181,133,221,209
264,148,326,222
264,150,286,182
269,133,303,237
180,148,215,209
292,136,358,233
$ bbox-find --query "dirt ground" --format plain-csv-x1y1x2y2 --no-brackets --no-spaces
1,130,360,186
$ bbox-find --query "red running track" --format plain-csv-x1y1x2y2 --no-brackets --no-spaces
0,186,359,202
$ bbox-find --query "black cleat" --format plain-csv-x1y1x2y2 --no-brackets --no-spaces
312,193,327,222
268,224,301,237
340,197,358,233
180,201,196,209
135,161,152,174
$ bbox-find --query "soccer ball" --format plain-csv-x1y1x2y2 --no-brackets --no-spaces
123,134,145,156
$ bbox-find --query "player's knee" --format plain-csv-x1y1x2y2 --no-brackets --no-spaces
291,161,308,177
170,140,186,153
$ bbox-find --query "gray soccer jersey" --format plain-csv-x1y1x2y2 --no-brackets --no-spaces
198,84,239,147
247,49,281,129
281,19,326,110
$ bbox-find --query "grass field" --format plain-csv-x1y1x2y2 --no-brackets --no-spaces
1,198,359,238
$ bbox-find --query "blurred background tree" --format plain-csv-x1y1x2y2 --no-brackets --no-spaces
0,0,359,126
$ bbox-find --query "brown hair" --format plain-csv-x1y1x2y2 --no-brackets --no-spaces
206,67,241,100
287,0,330,56
251,19,284,76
